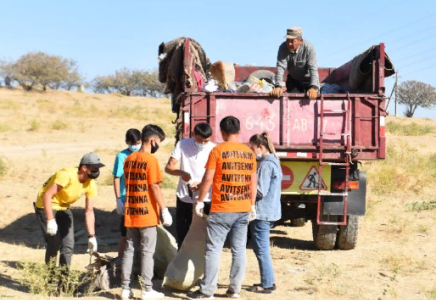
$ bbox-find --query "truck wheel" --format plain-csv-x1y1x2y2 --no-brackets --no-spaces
291,218,305,227
312,216,338,250
336,216,359,250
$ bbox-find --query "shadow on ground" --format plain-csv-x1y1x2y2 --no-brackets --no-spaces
0,207,177,254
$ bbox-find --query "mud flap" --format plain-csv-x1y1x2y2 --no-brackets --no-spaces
323,172,367,216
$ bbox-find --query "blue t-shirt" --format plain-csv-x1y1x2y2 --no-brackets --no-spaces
112,148,132,203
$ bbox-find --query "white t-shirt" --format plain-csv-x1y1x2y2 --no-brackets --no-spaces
171,138,216,203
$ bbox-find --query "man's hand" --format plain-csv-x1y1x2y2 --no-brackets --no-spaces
249,206,257,222
188,182,200,192
270,87,283,98
181,171,191,183
88,236,98,253
161,207,173,227
195,202,205,218
116,197,125,216
307,87,318,100
47,219,58,236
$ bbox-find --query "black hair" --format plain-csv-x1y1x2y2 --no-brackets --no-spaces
249,132,279,159
142,124,166,142
125,128,141,144
194,123,213,139
219,116,240,135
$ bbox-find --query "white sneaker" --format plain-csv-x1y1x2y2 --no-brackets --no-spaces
141,289,165,299
226,290,240,298
121,289,134,300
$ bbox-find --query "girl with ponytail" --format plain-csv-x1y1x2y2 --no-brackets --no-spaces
247,132,283,294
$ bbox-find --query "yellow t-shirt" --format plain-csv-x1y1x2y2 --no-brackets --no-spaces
35,167,98,211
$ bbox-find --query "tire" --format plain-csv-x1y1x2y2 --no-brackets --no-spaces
336,216,359,250
291,218,305,227
312,216,338,250
248,70,276,85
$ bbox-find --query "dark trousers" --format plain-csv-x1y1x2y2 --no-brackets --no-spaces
34,203,75,267
286,74,309,93
176,197,211,250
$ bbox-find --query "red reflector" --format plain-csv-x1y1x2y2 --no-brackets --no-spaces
332,181,359,191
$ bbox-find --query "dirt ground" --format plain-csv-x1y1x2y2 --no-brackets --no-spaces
0,88,435,300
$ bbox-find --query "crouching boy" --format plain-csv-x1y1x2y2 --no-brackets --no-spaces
121,124,173,300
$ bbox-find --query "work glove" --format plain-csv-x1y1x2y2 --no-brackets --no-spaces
47,219,58,236
195,202,205,218
161,207,173,227
307,87,318,100
249,206,257,222
270,87,283,98
88,236,98,253
116,197,125,216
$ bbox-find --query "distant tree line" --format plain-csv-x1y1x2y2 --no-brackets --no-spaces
91,68,165,97
0,51,165,97
0,52,86,91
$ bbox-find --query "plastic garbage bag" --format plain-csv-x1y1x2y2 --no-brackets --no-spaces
162,211,208,291
154,225,178,279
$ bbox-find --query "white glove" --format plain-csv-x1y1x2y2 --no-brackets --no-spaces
116,197,125,216
195,202,205,218
47,219,58,236
249,205,257,222
88,236,98,253
161,207,173,227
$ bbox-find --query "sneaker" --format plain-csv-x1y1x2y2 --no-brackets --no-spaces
187,290,214,299
226,290,240,298
121,289,134,300
141,289,165,299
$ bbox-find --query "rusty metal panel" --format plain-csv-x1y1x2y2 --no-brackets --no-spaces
215,98,281,143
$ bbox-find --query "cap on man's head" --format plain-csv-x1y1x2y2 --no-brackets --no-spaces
80,152,105,168
284,26,303,39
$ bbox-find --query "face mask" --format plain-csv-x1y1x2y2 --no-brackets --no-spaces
194,141,205,150
88,170,100,179
128,144,141,152
151,141,159,154
256,153,263,160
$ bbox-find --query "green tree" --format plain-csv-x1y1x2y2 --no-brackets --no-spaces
397,80,436,117
0,52,82,91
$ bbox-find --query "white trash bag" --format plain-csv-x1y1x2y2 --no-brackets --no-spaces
162,210,208,291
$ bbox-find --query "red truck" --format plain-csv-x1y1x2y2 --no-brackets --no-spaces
177,39,392,250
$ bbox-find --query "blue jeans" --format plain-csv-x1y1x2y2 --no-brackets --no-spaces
250,220,275,288
200,212,250,297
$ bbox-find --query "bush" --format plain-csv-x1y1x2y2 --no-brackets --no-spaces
51,119,69,130
406,201,436,212
0,157,8,177
29,119,41,131
18,259,95,297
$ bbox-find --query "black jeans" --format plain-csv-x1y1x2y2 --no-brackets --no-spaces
34,203,75,267
286,74,309,93
176,197,210,250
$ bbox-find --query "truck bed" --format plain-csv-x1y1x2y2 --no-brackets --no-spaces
179,40,389,161
181,92,385,161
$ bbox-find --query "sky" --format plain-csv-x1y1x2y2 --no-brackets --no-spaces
1,0,435,118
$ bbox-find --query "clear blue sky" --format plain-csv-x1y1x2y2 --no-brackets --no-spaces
1,0,435,118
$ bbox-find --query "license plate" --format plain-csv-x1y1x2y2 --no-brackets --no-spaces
280,161,331,194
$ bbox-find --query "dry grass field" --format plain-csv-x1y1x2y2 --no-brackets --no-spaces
0,88,435,300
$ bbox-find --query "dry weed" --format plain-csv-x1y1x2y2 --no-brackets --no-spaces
51,119,69,130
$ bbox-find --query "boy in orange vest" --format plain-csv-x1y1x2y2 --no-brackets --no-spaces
188,116,257,299
120,124,173,300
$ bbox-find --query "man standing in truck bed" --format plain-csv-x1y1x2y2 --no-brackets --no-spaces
270,26,319,100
